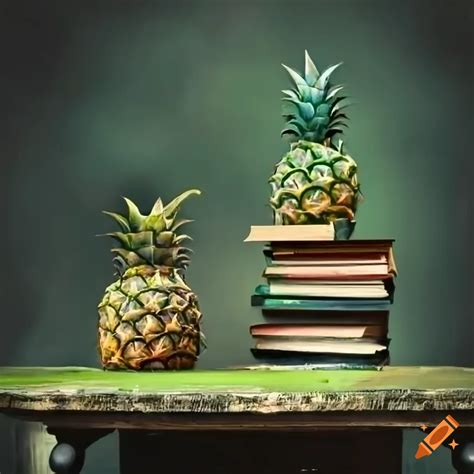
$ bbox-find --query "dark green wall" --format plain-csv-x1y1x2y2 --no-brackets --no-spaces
0,1,472,473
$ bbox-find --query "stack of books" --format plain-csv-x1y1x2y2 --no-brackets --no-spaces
244,224,397,370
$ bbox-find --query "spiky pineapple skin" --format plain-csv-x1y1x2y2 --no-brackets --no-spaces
98,266,202,370
269,141,360,225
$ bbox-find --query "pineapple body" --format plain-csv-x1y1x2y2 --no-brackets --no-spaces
269,141,359,225
98,189,203,370
270,51,361,224
99,266,201,370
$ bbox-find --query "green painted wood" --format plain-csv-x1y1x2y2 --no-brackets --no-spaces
0,366,472,416
0,366,472,392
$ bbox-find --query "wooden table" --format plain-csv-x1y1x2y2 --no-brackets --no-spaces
0,366,473,474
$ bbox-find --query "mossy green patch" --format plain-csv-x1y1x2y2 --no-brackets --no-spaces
0,366,473,394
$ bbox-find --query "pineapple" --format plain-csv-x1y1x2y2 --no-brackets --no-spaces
269,51,361,225
98,189,203,370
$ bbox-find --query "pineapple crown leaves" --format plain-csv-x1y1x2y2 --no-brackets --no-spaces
102,189,200,234
100,189,201,272
281,50,350,145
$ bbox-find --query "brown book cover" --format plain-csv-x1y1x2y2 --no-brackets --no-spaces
264,273,393,281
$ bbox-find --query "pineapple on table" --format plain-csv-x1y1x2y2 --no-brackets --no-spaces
98,189,204,370
269,51,362,225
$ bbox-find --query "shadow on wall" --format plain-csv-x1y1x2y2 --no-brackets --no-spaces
1,2,73,366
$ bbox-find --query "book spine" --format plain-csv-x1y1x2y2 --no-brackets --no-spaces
251,295,392,311
264,274,391,281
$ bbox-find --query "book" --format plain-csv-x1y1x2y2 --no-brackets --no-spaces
249,323,387,339
250,348,390,369
267,239,394,251
253,336,389,354
256,282,389,299
265,274,394,283
264,241,398,276
266,256,388,266
244,224,335,242
266,249,389,262
251,295,392,311
262,278,390,286
260,309,390,326
264,264,389,278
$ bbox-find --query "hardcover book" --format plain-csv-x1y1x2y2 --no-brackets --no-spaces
250,349,390,370
251,295,393,311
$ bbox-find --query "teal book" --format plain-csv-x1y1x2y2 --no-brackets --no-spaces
251,293,392,311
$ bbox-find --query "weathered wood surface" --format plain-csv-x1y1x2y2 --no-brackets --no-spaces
0,366,472,416
9,409,474,429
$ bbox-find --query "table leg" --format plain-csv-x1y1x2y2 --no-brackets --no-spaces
46,427,113,474
451,429,474,474
119,429,402,474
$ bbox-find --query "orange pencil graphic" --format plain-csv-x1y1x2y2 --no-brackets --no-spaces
415,415,460,459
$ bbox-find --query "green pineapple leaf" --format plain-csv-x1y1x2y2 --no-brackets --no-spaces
326,128,345,138
135,245,155,264
163,189,201,219
287,116,308,133
282,64,306,86
327,85,344,100
281,89,299,100
328,119,348,129
122,197,145,231
281,102,297,118
171,218,194,232
304,50,320,86
308,115,330,129
315,63,342,91
142,214,166,232
309,87,325,104
150,197,164,215
296,84,314,102
155,230,174,246
281,124,302,138
127,231,154,249
316,103,331,116
111,248,144,267
199,331,208,351
282,98,315,121
152,247,180,265
102,211,131,233
331,111,349,122
173,234,193,244
112,255,127,275
105,232,131,247
330,95,349,112
335,139,345,154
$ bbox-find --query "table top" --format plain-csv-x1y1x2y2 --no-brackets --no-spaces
0,366,472,416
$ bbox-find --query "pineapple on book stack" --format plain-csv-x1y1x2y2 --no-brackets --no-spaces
244,52,398,370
